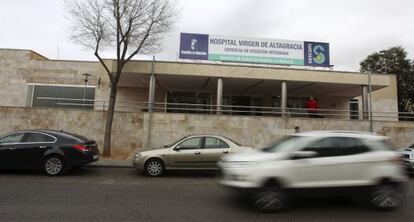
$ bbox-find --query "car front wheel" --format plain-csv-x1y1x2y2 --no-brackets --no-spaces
253,185,289,212
144,159,165,177
44,155,65,176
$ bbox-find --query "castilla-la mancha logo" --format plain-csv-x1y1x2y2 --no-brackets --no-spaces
179,33,209,60
191,39,197,50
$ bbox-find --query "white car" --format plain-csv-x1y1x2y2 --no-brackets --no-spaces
218,131,407,212
399,146,414,174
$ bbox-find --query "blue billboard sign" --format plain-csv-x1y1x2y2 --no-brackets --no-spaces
179,33,330,67
179,33,209,60
304,42,330,67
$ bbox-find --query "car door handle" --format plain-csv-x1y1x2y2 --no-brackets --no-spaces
8,147,15,150
223,151,229,154
39,145,47,149
194,152,201,155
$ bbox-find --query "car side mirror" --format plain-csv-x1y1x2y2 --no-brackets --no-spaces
290,151,317,159
173,145,181,151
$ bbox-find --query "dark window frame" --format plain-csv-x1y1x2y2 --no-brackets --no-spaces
0,133,25,144
23,133,56,143
202,137,230,149
176,137,203,150
27,84,96,110
302,136,371,158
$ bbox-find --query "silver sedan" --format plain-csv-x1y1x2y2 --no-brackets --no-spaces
133,135,252,177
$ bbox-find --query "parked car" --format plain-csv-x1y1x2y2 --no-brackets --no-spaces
133,135,251,177
218,131,407,212
0,130,99,176
399,145,414,174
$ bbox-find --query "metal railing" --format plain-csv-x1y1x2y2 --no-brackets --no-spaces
33,97,414,121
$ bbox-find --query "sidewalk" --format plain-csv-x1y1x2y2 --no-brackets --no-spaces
87,157,133,168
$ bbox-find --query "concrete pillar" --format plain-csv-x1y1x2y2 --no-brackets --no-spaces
216,78,223,114
362,85,369,120
148,74,156,112
146,56,156,148
281,81,287,117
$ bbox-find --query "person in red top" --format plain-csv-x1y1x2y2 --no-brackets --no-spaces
306,96,319,117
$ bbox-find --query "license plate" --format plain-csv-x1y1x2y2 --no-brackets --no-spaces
93,155,99,160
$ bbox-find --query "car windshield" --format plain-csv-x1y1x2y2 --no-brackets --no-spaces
262,135,314,153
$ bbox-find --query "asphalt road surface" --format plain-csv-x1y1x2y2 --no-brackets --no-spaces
0,167,413,222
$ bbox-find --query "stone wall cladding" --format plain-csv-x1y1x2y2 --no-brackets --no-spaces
1,107,413,156
0,107,143,155
147,112,414,149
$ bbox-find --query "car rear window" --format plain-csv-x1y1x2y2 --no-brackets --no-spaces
366,138,395,151
57,131,91,143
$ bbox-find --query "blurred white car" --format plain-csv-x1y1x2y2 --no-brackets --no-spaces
218,131,407,212
399,145,414,174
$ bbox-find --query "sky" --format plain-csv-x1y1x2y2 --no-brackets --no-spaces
0,0,413,72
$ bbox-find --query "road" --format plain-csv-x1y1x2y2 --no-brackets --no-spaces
0,168,413,222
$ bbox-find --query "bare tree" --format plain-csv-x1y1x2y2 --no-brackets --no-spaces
66,0,177,156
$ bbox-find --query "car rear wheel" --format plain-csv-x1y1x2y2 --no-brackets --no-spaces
253,185,289,212
370,183,402,210
144,159,165,177
44,155,65,176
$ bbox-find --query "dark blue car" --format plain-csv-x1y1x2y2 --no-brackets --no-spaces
0,129,99,176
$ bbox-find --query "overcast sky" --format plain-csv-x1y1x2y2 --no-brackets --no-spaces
1,0,413,71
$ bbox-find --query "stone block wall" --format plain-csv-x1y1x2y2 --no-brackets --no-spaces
0,107,144,155
1,107,413,157
146,112,414,149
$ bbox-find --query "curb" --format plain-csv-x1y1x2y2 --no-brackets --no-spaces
85,164,134,169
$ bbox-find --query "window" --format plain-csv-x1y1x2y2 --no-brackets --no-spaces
27,84,95,110
0,133,25,144
304,137,370,157
349,99,359,120
177,137,202,149
25,133,55,143
223,96,264,116
262,136,314,153
303,137,339,157
166,91,211,114
204,137,229,149
272,96,309,117
338,137,370,155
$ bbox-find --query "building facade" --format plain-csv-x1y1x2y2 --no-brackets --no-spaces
0,48,406,155
0,48,398,119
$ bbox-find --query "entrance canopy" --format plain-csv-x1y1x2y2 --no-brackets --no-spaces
111,60,395,119
118,72,386,98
